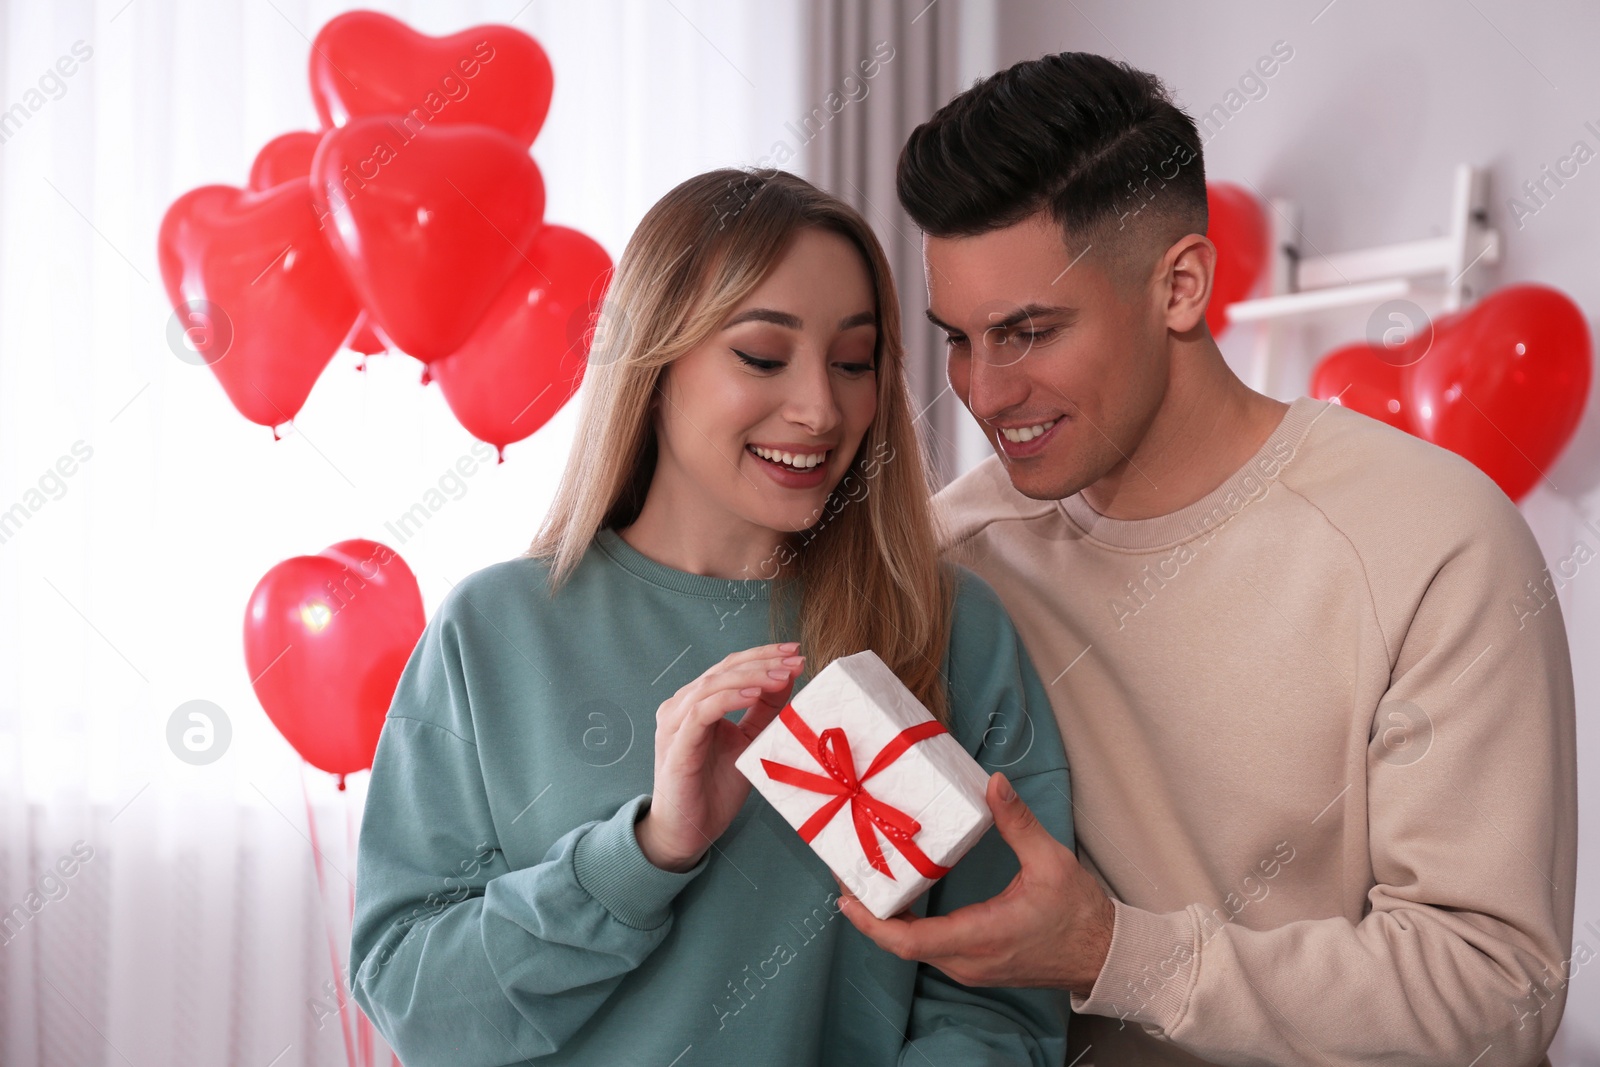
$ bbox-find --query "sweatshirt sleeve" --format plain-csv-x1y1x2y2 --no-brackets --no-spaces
901,568,1074,1065
1070,486,1578,1065
348,602,708,1066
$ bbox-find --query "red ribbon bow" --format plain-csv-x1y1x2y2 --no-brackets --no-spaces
760,704,952,881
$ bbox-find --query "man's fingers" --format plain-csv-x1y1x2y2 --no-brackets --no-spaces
847,901,975,961
986,772,1060,869
835,894,918,956
837,894,985,962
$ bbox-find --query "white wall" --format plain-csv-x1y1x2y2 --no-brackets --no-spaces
990,1,1600,1060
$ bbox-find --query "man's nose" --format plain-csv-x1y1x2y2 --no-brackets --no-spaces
965,351,1029,423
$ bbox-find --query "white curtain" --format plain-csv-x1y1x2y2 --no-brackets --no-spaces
799,0,998,483
0,1,802,1063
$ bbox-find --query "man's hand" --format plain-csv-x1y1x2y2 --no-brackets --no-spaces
836,771,1115,996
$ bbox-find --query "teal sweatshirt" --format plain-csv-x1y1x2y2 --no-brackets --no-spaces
349,527,1073,1066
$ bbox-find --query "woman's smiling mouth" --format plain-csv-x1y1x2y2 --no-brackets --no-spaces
747,444,830,470
746,443,832,486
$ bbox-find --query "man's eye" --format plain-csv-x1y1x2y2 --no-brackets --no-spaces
943,335,968,349
1013,328,1058,345
733,349,783,370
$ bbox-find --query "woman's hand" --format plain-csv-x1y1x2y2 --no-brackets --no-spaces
635,642,804,872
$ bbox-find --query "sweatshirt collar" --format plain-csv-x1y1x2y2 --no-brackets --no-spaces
1056,396,1327,552
594,527,773,600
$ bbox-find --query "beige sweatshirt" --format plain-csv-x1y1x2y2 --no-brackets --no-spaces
934,396,1577,1067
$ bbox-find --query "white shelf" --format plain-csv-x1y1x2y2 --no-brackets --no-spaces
1224,164,1500,392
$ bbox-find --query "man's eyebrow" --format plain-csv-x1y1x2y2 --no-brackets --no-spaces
925,303,1076,332
724,308,877,330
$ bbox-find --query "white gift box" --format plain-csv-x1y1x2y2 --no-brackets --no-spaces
735,650,994,920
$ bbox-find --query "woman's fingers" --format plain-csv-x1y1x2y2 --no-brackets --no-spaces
695,643,801,688
673,684,776,757
657,644,797,719
704,647,804,691
648,645,803,863
657,653,803,737
737,673,795,740
664,666,798,775
733,695,786,742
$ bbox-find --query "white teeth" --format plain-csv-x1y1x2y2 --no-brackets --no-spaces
1000,418,1059,444
751,445,828,469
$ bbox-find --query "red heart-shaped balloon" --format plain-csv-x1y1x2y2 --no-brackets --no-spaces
344,312,389,359
433,225,613,458
1206,181,1269,337
310,10,553,150
244,539,425,780
248,130,325,191
158,182,360,431
1309,342,1415,433
311,117,546,364
245,132,391,362
1407,284,1591,501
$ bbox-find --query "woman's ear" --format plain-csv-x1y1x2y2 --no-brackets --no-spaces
1163,233,1215,335
649,365,670,417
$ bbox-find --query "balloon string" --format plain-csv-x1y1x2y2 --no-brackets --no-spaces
346,794,373,1067
301,766,358,1067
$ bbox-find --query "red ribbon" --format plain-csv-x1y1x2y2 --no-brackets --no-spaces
760,704,951,881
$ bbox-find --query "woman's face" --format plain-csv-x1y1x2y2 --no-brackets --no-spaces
653,226,880,546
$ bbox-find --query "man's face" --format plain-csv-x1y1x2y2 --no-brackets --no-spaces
925,212,1172,501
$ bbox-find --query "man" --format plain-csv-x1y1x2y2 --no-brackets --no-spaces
837,51,1577,1066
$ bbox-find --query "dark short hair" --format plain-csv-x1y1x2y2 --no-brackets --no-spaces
897,52,1206,261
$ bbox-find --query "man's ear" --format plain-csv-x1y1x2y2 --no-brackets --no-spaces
1163,233,1215,335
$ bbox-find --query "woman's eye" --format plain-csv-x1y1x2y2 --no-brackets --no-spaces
733,349,784,371
834,361,875,375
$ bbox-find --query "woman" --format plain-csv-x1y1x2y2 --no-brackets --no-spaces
349,168,1073,1066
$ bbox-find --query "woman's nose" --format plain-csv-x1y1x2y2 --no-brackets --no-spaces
784,355,844,434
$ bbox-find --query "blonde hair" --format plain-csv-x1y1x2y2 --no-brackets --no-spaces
528,168,954,723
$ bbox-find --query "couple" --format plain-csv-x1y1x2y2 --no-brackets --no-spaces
349,52,1577,1067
